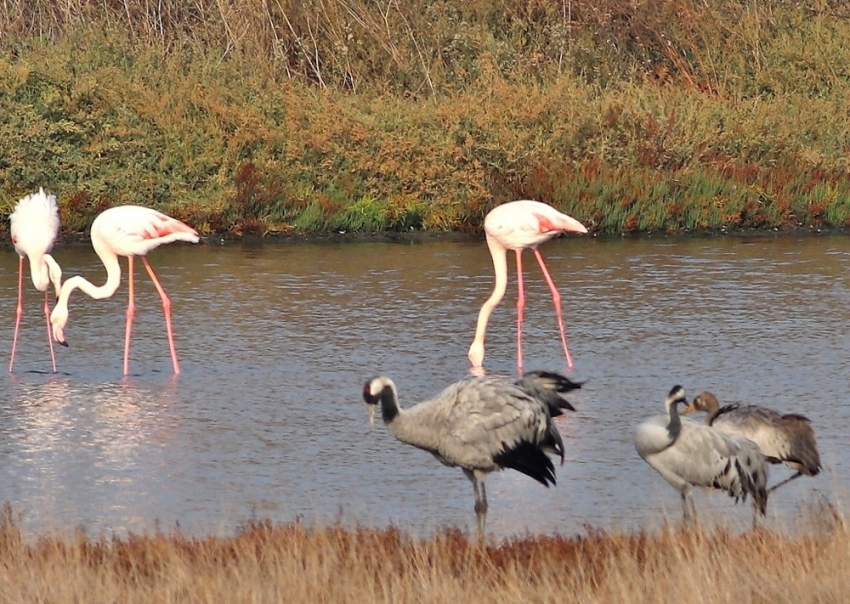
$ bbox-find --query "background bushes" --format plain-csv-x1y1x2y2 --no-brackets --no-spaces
1,0,849,236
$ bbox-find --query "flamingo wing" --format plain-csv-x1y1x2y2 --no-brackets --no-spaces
10,188,59,257
94,205,199,256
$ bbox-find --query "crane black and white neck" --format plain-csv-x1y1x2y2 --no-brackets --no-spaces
635,385,769,523
682,391,821,493
362,370,581,540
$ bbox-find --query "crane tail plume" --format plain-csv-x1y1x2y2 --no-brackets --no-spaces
518,371,582,417
493,441,557,487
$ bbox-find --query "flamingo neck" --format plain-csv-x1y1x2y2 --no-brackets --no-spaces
26,253,50,292
43,254,62,296
55,249,122,312
471,238,509,344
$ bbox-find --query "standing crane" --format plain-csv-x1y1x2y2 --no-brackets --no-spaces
468,200,587,372
635,385,768,522
362,370,581,540
682,391,821,493
9,188,62,373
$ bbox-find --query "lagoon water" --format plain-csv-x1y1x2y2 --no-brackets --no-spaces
1,233,849,539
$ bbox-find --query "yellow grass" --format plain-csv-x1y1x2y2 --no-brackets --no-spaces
0,502,846,603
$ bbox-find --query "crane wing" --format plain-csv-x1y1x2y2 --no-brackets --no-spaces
648,419,767,512
440,378,557,485
712,405,820,474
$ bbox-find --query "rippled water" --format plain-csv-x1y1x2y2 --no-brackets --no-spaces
2,233,849,539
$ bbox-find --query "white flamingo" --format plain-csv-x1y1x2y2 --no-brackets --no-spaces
468,200,587,372
363,370,581,539
50,205,199,375
9,188,62,373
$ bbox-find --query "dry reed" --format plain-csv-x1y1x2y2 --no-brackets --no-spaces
0,502,846,603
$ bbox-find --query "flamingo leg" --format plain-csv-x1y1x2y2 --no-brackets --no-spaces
42,291,57,373
124,256,136,376
515,249,525,372
9,256,24,373
532,248,573,369
141,257,181,375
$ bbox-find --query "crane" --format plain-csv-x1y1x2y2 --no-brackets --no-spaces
635,385,768,522
362,370,581,539
682,391,821,493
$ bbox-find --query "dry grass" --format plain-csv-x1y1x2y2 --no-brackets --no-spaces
0,503,847,603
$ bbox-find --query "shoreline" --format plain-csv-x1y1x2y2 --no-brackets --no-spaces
19,223,848,248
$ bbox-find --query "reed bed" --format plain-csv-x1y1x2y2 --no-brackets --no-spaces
0,503,846,603
2,1,850,236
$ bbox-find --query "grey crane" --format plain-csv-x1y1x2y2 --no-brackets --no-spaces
635,385,768,522
362,370,581,539
682,391,821,493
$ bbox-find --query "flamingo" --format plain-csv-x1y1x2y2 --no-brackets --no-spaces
363,370,581,540
9,188,63,373
468,200,587,372
49,205,199,375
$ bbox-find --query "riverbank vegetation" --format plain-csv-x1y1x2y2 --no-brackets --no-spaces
0,502,845,603
2,1,850,237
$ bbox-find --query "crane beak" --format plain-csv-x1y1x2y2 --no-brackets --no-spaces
368,404,376,427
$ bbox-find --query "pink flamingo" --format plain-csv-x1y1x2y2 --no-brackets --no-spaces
9,188,63,373
50,205,199,375
468,200,587,371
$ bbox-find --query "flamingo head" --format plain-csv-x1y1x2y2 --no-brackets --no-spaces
467,341,485,369
49,304,70,347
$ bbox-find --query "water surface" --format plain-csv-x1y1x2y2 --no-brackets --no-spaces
2,233,849,538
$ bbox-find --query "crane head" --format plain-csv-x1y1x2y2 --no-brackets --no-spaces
363,379,381,426
665,385,688,412
363,376,399,427
681,391,719,415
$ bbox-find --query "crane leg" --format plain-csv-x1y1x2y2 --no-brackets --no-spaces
767,471,803,494
682,492,697,524
466,470,488,543
532,249,573,369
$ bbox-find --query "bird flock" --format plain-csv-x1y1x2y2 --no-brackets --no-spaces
7,192,823,539
10,192,199,376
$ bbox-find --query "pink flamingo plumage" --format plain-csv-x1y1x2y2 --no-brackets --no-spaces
9,188,63,373
468,200,588,372
50,205,199,375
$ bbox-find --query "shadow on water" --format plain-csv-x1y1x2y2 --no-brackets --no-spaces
1,234,850,537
